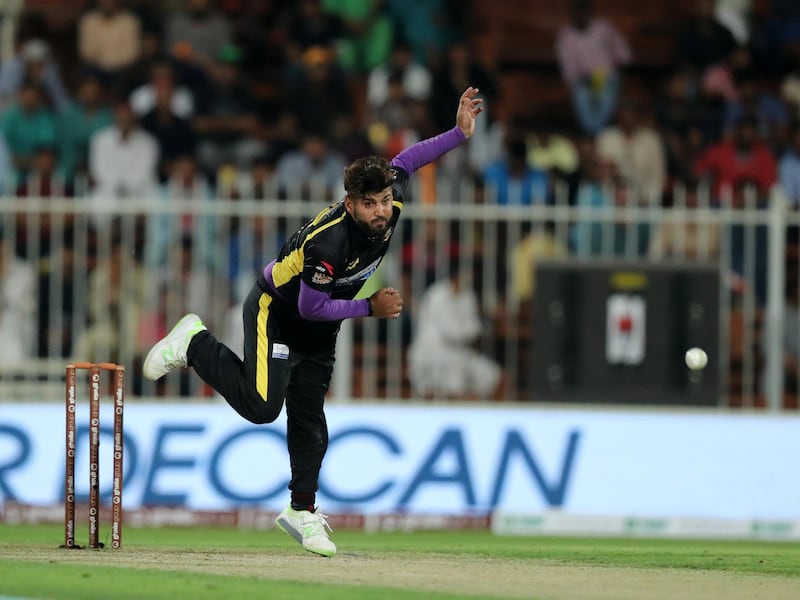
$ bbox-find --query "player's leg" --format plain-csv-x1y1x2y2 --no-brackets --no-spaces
285,351,334,504
275,350,337,557
143,282,292,424
188,283,293,424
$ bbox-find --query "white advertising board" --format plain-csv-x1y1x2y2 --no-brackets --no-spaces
0,403,798,519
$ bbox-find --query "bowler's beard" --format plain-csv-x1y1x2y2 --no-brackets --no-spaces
350,212,388,238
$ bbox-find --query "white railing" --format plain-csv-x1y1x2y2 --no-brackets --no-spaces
0,179,794,411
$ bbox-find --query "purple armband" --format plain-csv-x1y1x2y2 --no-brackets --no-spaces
391,127,466,176
298,281,370,321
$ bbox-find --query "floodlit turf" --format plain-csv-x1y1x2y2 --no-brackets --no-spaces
1,524,799,599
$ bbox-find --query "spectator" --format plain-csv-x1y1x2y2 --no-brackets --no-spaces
74,238,151,364
596,100,667,201
89,101,159,208
779,123,800,207
385,0,461,65
654,68,713,180
408,260,503,401
780,41,800,120
673,0,737,73
430,41,499,135
0,134,14,194
323,0,394,73
0,38,70,114
702,44,756,104
274,132,347,200
570,147,649,257
429,40,499,178
13,145,73,260
282,45,353,137
367,69,419,159
555,0,632,135
248,153,279,199
715,0,752,45
130,61,196,119
330,114,375,164
483,136,549,206
79,0,142,85
58,75,113,181
37,232,78,358
510,222,569,309
139,73,197,180
229,0,290,112
285,0,344,70
192,45,267,174
694,115,777,198
526,125,580,185
366,36,432,110
0,82,57,183
166,0,233,66
148,154,216,268
649,178,721,260
0,233,37,366
727,181,768,303
16,145,71,197
723,74,788,145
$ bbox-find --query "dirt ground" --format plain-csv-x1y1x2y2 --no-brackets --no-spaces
10,547,800,599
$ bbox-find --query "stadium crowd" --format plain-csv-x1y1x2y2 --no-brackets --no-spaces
2,0,800,401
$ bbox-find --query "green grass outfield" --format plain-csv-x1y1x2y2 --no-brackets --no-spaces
1,524,799,599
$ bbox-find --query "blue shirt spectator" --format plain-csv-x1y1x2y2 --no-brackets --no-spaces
779,126,800,207
0,39,70,114
0,83,57,182
482,139,549,205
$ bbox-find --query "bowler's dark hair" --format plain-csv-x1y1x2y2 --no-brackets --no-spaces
344,156,394,200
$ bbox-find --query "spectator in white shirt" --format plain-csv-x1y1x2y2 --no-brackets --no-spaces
408,260,503,400
366,38,432,110
129,61,195,119
89,101,159,225
596,100,666,203
0,235,37,365
90,101,159,200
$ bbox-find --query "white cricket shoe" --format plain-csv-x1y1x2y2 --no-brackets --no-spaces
142,313,207,380
275,506,337,557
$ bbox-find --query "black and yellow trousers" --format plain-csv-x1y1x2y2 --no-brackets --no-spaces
187,276,337,496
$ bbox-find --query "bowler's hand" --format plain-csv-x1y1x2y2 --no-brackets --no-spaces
456,86,484,139
370,287,404,319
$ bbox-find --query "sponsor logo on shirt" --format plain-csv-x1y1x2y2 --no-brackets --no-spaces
334,257,381,287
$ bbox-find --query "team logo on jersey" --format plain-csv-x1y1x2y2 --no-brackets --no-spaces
319,260,334,274
312,271,333,285
346,257,359,271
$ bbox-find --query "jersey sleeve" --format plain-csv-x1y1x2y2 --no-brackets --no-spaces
299,240,370,321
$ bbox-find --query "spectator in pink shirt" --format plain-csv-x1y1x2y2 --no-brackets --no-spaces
556,0,632,135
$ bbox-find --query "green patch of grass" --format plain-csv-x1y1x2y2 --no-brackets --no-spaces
0,524,798,600
0,561,467,600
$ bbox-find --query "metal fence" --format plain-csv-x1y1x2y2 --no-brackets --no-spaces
0,178,795,411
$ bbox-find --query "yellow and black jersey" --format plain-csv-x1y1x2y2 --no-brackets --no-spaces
265,166,409,305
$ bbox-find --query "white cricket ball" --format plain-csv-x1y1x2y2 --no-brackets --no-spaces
685,347,708,370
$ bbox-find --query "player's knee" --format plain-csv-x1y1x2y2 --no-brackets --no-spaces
246,396,283,424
